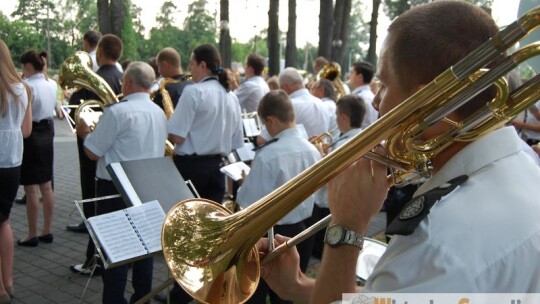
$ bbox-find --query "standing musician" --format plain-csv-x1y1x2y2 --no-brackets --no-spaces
237,90,321,304
349,61,379,129
166,43,244,303
66,34,123,275
153,47,193,112
76,62,167,304
233,53,270,113
258,1,540,302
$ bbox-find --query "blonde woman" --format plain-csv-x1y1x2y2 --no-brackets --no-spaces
0,39,32,303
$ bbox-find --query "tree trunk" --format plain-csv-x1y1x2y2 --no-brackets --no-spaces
337,0,351,72
97,0,111,34
110,0,124,37
268,0,280,76
219,0,231,68
285,0,297,68
318,0,333,60
367,0,381,66
331,0,344,62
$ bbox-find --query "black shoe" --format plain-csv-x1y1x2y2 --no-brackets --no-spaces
153,293,167,303
38,234,53,243
70,263,102,276
17,237,39,247
66,222,87,233
14,196,26,205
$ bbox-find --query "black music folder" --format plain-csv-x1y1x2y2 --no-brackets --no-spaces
106,157,196,212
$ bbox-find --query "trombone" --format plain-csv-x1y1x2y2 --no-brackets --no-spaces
160,6,540,304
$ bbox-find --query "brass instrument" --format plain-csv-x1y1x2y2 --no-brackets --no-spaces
309,132,333,154
150,76,192,156
59,51,120,128
317,61,350,100
161,7,540,304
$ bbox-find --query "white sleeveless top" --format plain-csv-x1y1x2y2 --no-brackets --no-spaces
0,83,29,168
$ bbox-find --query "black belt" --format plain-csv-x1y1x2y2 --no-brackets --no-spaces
32,119,53,126
174,154,221,159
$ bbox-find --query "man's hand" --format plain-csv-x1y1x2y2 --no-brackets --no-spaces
256,235,313,303
328,148,389,233
75,119,91,139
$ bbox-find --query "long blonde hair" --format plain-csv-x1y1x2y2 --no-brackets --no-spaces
0,39,30,117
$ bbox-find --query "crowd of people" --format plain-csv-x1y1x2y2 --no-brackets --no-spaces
1,1,540,303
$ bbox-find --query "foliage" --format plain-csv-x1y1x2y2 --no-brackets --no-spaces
156,0,178,29
122,0,138,61
0,12,43,64
184,0,217,49
347,0,370,67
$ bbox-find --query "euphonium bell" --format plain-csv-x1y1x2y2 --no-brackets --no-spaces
162,6,540,303
59,51,120,128
317,61,350,100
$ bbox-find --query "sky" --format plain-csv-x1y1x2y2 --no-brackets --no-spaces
0,0,522,51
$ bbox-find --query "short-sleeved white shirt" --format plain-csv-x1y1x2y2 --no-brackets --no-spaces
352,84,378,129
321,97,339,141
84,92,168,180
25,73,57,122
0,83,28,168
364,127,540,292
167,77,244,156
234,75,270,113
236,127,321,225
289,88,329,137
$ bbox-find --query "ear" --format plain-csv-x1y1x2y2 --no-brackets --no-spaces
199,60,207,70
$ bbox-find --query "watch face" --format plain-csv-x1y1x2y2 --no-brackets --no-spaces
326,225,344,245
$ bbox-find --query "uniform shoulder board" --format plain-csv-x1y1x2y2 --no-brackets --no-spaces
252,138,279,152
386,175,468,236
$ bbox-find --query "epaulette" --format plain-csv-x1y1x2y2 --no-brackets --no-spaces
252,138,279,152
386,175,468,236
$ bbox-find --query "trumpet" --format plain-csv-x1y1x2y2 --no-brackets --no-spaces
161,6,540,304
309,132,333,154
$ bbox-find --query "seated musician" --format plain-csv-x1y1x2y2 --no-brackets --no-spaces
257,2,540,303
236,90,321,304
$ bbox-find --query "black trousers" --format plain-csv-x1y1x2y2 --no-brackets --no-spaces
173,155,224,203
96,179,153,304
77,136,98,266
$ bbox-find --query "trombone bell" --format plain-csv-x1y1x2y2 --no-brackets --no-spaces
162,199,260,303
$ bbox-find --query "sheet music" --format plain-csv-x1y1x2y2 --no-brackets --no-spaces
243,118,261,137
235,142,255,162
220,162,251,181
87,200,165,264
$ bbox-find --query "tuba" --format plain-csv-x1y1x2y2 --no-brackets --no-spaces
317,61,350,100
59,51,120,128
161,6,540,304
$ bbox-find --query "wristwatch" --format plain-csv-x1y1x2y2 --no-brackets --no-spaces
324,224,364,248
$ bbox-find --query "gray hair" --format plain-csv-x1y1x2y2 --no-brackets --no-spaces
278,67,303,87
124,61,155,90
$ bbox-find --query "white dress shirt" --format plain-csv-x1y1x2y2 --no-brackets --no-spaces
84,92,167,180
0,83,28,168
364,127,540,292
25,73,57,122
352,84,378,129
234,75,270,113
290,88,329,137
321,97,339,141
236,127,321,225
167,77,244,156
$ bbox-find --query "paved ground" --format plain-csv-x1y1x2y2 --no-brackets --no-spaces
8,117,386,304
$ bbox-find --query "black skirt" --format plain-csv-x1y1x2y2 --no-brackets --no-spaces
0,166,20,224
20,119,54,185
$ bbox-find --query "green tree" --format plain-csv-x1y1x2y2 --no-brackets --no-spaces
184,0,217,52
0,12,42,64
156,0,178,29
122,0,138,61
